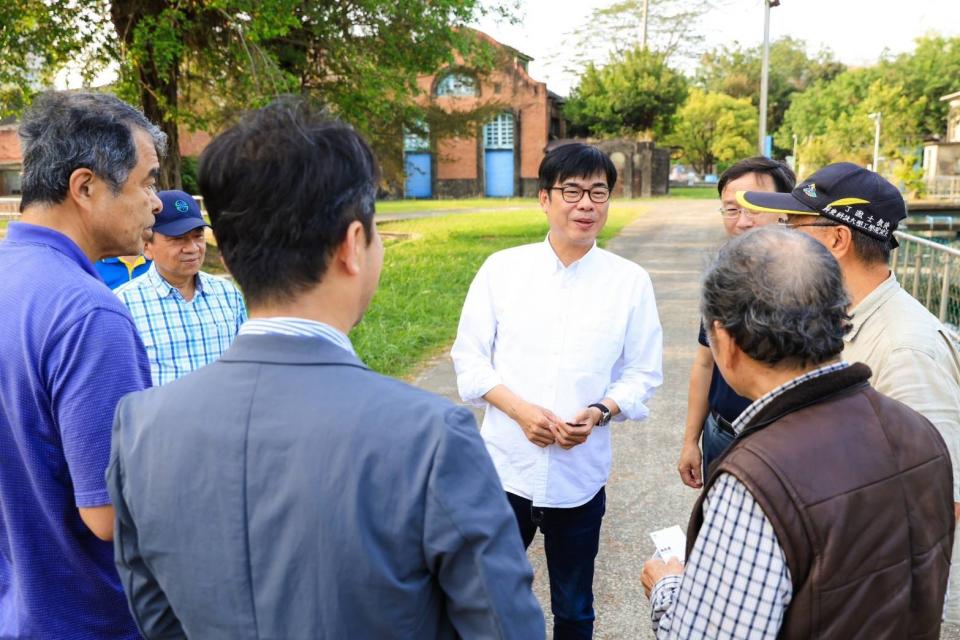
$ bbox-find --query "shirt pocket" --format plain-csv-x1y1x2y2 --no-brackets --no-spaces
564,302,625,374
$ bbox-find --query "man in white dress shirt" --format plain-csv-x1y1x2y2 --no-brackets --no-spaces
452,143,663,639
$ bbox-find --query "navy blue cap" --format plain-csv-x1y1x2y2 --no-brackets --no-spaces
736,162,906,246
153,190,209,237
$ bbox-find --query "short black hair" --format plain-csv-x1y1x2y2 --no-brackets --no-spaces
717,156,796,196
198,99,379,307
850,230,892,264
18,91,166,211
538,143,617,193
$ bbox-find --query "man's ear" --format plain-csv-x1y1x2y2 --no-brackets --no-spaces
709,322,739,373
67,168,98,212
336,220,365,276
142,239,155,261
539,188,550,213
830,224,855,260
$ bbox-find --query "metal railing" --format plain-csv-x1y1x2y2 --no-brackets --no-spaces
891,231,960,344
925,175,960,200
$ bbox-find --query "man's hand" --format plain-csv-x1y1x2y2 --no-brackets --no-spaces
642,557,684,598
553,406,604,450
513,401,561,447
677,441,704,489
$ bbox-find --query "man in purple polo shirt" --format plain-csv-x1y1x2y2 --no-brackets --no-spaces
0,91,164,638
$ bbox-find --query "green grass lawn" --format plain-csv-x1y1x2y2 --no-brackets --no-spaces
376,197,529,214
668,186,717,199
351,201,647,378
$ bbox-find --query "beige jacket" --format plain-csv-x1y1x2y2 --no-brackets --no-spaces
843,272,960,500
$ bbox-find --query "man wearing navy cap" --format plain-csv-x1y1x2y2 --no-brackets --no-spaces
116,190,247,385
738,162,960,619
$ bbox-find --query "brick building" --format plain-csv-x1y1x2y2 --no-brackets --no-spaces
405,31,566,199
0,122,211,199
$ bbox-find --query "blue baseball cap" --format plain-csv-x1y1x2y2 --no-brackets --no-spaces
736,162,906,246
153,190,209,237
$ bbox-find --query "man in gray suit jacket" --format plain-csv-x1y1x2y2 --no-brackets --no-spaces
107,100,545,639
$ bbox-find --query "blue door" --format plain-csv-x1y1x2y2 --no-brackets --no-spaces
484,150,514,197
404,153,432,198
483,112,515,197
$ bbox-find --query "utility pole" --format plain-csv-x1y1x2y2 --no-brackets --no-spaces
759,0,780,155
792,133,798,171
868,112,882,172
640,0,649,50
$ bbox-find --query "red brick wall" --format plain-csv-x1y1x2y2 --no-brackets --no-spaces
415,34,556,186
0,129,20,164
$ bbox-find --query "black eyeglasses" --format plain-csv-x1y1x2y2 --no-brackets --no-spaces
551,186,611,204
778,220,840,229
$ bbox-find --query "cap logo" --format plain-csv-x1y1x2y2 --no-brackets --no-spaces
803,184,818,198
174,199,190,213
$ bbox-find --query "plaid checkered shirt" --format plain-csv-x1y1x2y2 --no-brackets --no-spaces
651,361,849,639
115,264,247,386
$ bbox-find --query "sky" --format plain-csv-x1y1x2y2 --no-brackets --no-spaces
473,0,960,96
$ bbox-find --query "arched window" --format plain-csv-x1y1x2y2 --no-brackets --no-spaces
435,72,477,97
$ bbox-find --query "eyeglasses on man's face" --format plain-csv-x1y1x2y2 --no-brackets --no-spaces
551,186,611,204
718,207,768,220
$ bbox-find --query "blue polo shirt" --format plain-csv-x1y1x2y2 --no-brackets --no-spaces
95,255,152,289
697,322,752,422
0,222,149,638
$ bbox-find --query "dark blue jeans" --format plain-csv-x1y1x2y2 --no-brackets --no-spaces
702,411,736,478
507,488,605,640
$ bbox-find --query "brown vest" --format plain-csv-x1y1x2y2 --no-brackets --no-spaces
687,364,954,639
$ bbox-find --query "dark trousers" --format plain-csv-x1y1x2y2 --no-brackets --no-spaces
701,411,736,478
507,488,606,640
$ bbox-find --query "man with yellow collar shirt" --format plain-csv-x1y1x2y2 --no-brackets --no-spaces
738,162,960,621
95,254,151,289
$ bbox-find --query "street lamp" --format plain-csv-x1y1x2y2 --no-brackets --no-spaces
868,112,882,172
759,0,780,156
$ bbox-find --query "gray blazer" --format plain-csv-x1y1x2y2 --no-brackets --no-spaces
108,334,544,639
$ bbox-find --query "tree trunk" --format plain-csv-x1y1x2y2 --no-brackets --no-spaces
138,60,181,190
110,0,182,190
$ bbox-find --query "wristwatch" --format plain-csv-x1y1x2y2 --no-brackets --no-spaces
589,402,612,427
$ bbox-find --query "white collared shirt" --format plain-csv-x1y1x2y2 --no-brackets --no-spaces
451,237,663,508
238,317,356,355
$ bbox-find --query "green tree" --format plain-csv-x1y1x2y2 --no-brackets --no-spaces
2,1,516,188
696,37,844,148
665,89,756,176
877,34,960,138
564,47,688,138
545,0,715,87
778,69,927,175
0,0,108,117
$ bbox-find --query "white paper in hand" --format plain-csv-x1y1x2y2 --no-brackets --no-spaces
650,525,687,564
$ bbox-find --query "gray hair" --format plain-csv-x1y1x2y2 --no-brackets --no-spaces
18,91,167,211
701,226,852,369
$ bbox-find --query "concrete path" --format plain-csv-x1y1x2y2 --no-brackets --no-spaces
413,198,960,639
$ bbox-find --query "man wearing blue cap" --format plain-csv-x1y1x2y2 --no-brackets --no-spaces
116,190,246,385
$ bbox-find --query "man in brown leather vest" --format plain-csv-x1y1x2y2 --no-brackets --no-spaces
642,226,953,639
